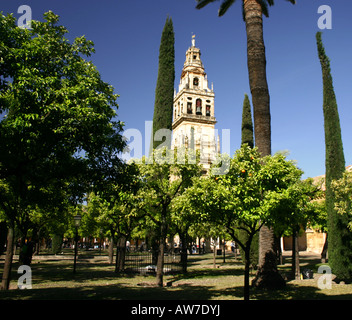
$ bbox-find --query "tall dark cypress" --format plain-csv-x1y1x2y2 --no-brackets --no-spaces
152,17,175,151
316,32,351,280
238,94,257,271
241,94,254,148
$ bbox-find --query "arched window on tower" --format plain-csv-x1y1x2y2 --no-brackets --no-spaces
193,77,199,87
196,99,202,115
187,102,192,114
206,105,211,116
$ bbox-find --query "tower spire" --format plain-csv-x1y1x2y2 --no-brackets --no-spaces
192,34,196,47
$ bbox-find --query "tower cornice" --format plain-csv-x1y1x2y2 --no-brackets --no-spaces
175,88,215,101
172,114,217,130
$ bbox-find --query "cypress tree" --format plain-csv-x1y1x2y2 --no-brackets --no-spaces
239,94,257,268
241,94,254,148
316,32,352,280
151,17,175,151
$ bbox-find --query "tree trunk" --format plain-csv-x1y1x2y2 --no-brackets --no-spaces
244,0,284,291
213,241,216,269
277,236,283,265
151,238,159,266
156,217,167,287
244,0,271,157
0,221,7,256
156,238,165,287
252,225,285,289
34,229,41,255
292,229,300,280
180,232,188,274
223,240,226,263
244,247,251,301
321,236,328,263
119,238,127,272
115,237,126,273
1,226,14,290
108,236,114,265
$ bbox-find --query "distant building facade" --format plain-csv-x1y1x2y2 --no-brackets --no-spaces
283,165,352,254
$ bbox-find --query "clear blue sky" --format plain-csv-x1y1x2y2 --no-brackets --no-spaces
2,0,351,179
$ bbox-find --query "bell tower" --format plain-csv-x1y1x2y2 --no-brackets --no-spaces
172,35,219,172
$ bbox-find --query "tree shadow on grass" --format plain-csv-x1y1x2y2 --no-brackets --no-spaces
169,267,245,283
250,282,352,300
0,282,221,300
4,254,352,301
2,277,352,301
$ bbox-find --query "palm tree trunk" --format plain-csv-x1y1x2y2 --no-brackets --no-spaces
253,225,285,289
244,0,271,157
244,0,284,290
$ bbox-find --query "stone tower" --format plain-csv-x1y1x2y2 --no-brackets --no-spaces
172,35,219,173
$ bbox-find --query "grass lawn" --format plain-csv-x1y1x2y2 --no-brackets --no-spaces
1,250,352,300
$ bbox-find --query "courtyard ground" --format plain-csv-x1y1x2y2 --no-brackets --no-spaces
1,250,352,300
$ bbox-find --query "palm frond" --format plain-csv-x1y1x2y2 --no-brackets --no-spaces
258,0,295,18
258,0,269,17
195,0,219,10
218,0,236,17
266,0,274,6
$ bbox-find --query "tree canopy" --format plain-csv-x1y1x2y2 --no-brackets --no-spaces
0,11,126,290
180,145,307,299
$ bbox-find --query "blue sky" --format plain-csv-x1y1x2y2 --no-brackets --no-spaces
1,0,351,179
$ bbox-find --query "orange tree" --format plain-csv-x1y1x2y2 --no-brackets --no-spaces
0,12,125,290
181,145,303,300
134,147,201,287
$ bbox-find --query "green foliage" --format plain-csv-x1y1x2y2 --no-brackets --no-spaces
182,145,304,299
332,171,352,230
307,200,327,232
83,161,142,242
134,147,202,227
267,177,323,237
51,234,63,255
316,32,345,186
195,0,295,18
241,94,254,148
0,11,126,286
152,17,175,150
132,147,201,282
184,146,304,250
316,32,352,280
237,229,258,268
0,10,125,216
